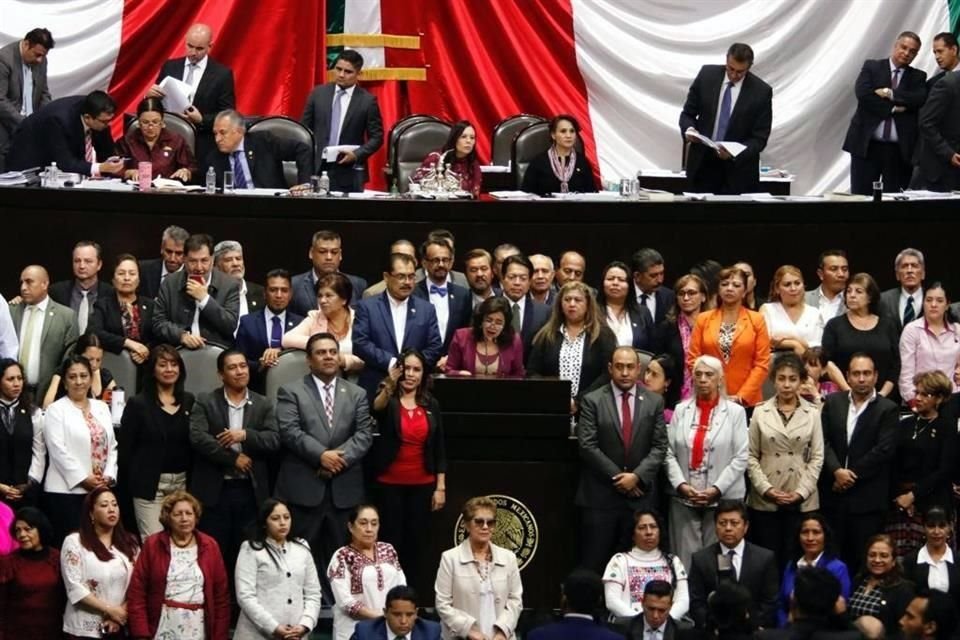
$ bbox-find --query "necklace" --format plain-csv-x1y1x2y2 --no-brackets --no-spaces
547,146,576,192
913,416,936,440
327,314,348,340
172,533,195,548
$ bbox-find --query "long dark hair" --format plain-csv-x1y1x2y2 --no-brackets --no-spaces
391,348,432,406
245,498,308,569
794,512,838,561
142,344,187,405
471,296,516,347
596,261,640,314
77,487,139,563
441,120,479,168
0,358,34,415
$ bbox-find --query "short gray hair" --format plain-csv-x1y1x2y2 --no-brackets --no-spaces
214,109,245,130
894,248,925,270
162,225,189,244
529,254,555,270
692,355,727,398
213,240,243,264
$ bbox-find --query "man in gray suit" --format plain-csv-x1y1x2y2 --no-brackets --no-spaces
0,28,54,171
913,54,960,192
10,265,77,395
804,249,849,329
274,332,374,599
576,346,667,574
301,49,383,192
153,233,240,348
878,248,924,332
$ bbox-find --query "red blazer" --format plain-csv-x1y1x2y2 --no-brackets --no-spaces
444,327,525,377
127,531,229,640
687,306,771,407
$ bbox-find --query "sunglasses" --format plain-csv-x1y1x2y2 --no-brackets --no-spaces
472,517,496,528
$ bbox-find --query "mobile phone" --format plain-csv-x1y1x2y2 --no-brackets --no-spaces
189,274,204,285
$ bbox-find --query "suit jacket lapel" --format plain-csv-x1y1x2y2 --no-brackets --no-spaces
241,394,255,429
377,294,398,350
303,375,331,430
403,298,418,347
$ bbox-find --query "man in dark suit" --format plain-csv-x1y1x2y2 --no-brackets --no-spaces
631,248,675,325
203,109,311,190
411,238,472,367
235,269,303,387
679,42,772,195
189,349,279,581
842,31,927,194
146,23,235,162
926,33,959,91
139,225,189,301
152,233,240,348
757,568,860,640
352,585,441,640
353,253,442,397
213,240,265,323
6,90,123,176
626,580,684,640
290,230,367,315
688,500,779,630
301,49,383,192
464,248,497,310
499,254,551,364
529,570,622,640
49,240,113,335
577,346,667,574
556,251,587,287
274,333,374,601
0,28,54,171
878,248,924,332
819,354,898,570
913,49,960,192
529,254,557,306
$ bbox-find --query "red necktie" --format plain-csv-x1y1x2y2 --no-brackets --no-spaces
621,391,632,448
690,397,718,469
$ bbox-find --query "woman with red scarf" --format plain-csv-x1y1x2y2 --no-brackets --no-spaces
663,354,749,571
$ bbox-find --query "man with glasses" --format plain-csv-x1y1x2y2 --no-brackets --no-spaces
499,254,551,364
6,89,123,177
353,252,442,397
412,238,471,368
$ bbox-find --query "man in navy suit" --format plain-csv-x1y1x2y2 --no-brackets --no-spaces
412,238,471,369
290,230,366,316
235,269,303,389
6,90,123,176
351,585,441,640
302,49,383,192
499,254,550,364
679,42,772,195
843,31,927,194
528,570,622,640
353,253,442,397
631,248,675,325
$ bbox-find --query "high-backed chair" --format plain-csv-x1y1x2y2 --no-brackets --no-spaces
393,120,452,193
178,344,225,396
125,112,197,157
102,350,138,394
384,114,443,186
491,114,546,166
511,121,585,189
264,350,310,403
247,116,315,187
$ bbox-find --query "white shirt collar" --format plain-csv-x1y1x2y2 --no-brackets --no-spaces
849,389,878,408
387,293,408,309
720,538,746,556
223,388,249,409
918,545,954,565
797,552,824,568
186,56,208,73
31,296,50,312
900,288,922,302
336,83,357,98
564,613,594,621
265,308,285,322
311,374,337,392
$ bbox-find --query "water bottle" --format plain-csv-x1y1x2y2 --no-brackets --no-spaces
318,171,330,196
205,166,216,194
46,161,59,188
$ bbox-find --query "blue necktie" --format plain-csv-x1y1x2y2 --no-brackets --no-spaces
232,151,248,189
328,88,346,148
715,81,733,142
430,284,447,296
270,315,282,348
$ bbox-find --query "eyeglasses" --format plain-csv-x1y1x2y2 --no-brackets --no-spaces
677,289,702,298
389,273,416,282
472,517,496,528
483,318,505,328
425,257,452,265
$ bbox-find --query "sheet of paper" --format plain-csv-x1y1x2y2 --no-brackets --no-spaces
229,187,290,197
717,141,746,157
489,190,540,199
322,145,360,162
480,165,511,173
638,169,686,178
348,190,392,199
158,76,193,114
75,178,134,192
152,177,205,191
688,131,719,150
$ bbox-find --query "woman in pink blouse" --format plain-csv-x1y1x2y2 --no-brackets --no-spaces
410,120,483,198
898,282,960,404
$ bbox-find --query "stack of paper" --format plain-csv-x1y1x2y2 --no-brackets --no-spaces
489,190,539,199
687,131,747,157
157,76,194,113
0,171,27,186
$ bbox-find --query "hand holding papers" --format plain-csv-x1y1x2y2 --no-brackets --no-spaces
157,76,194,114
685,129,746,158
322,145,360,163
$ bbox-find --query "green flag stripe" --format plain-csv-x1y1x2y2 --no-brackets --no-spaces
950,0,960,32
326,0,347,68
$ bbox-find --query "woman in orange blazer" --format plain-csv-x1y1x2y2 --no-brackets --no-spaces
687,265,771,407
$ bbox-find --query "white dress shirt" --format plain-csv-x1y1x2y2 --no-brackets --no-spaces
191,274,212,337
224,389,249,478
388,294,408,353
814,287,844,328
899,288,923,324
427,279,451,338
18,295,48,385
719,538,746,578
20,58,33,116
846,390,877,450
0,295,19,359
917,545,953,593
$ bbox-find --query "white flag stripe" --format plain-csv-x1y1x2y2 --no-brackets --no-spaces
343,0,384,69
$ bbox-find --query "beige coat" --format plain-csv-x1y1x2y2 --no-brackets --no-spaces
435,540,523,639
746,396,824,511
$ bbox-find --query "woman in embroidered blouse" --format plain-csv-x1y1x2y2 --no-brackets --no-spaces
328,504,406,640
598,261,654,351
603,510,689,622
688,265,771,408
127,490,229,640
653,274,708,405
848,534,915,639
234,499,322,640
435,496,523,640
411,120,483,197
0,359,45,508
44,353,118,547
90,254,154,364
43,332,116,409
899,283,960,404
521,114,597,196
759,265,823,357
60,487,139,639
116,97,197,183
282,273,364,381
445,296,525,377
777,513,851,627
663,355,749,571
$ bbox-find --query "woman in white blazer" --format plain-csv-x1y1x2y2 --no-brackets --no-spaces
747,353,824,572
234,499,322,640
43,354,117,546
664,355,748,572
435,496,523,640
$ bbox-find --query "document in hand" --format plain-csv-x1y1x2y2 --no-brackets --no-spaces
688,131,746,158
322,145,360,162
157,76,194,114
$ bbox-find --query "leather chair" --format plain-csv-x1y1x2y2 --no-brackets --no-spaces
247,116,315,187
264,350,310,403
394,120,452,193
511,121,585,189
177,344,225,396
384,114,444,187
101,350,139,394
125,112,197,157
636,349,654,372
491,114,545,166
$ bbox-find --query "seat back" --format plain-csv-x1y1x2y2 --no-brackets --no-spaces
125,112,197,157
178,344,225,396
102,350,139,394
265,350,310,403
491,114,546,166
394,120,452,192
247,116,315,186
636,349,654,372
385,114,443,184
511,121,585,189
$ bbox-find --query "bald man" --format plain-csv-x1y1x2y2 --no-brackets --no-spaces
556,251,586,287
147,23,235,162
9,265,78,394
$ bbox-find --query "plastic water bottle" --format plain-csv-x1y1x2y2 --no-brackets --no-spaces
205,166,216,194
46,161,59,188
318,171,330,196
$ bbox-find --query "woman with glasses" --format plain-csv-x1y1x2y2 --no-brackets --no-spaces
445,297,525,377
653,275,708,404
436,496,523,640
116,97,196,183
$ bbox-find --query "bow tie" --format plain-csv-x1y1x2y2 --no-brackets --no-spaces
430,284,447,296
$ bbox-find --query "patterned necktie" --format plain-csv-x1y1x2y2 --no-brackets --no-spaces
232,151,248,189
903,296,916,326
324,383,335,426
328,88,346,148
883,69,901,140
715,81,733,141
270,315,283,348
621,391,633,447
84,130,94,163
185,62,197,87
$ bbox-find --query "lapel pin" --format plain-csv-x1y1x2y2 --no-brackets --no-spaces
411,308,416,314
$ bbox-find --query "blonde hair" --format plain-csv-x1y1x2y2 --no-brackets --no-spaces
462,496,497,521
158,490,202,531
767,265,804,302
533,281,604,347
